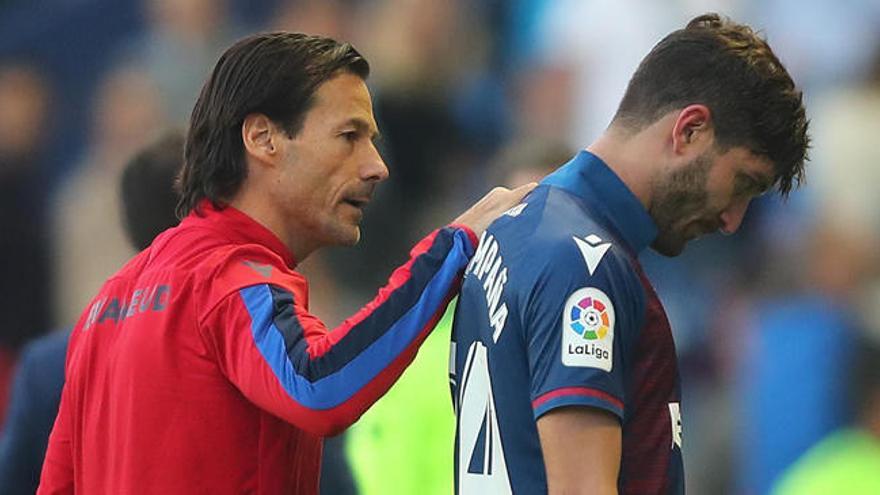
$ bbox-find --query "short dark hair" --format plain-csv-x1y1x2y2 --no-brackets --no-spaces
121,130,185,250
612,13,809,196
177,32,370,217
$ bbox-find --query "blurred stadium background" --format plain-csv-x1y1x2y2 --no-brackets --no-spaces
2,0,880,493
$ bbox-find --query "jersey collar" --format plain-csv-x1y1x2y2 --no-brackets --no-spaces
542,150,657,253
183,199,297,267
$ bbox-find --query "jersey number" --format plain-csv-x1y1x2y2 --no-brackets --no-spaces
457,341,512,494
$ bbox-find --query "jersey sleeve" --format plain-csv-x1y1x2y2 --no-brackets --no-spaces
199,225,477,437
523,237,645,421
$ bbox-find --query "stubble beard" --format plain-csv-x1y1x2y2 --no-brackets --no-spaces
649,152,714,257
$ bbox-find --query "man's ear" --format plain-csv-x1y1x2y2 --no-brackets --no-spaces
671,104,713,156
242,114,279,166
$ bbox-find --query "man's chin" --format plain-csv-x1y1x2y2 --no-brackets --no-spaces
650,235,687,257
336,225,361,247
348,228,361,246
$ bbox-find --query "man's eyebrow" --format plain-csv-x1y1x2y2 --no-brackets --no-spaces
344,117,382,141
753,173,774,193
735,172,771,196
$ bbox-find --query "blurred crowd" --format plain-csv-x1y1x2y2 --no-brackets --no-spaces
2,0,880,493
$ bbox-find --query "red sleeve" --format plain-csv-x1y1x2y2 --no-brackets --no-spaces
201,225,476,436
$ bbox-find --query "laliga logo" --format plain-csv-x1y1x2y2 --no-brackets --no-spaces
562,287,614,370
569,296,610,340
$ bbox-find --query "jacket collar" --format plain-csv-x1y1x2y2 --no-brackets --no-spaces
182,199,296,267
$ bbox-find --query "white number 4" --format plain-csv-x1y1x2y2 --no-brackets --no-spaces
669,402,683,449
457,341,512,494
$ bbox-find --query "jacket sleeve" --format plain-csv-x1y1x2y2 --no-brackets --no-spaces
200,225,478,436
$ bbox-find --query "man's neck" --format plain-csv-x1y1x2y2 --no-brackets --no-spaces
585,121,670,211
229,193,316,264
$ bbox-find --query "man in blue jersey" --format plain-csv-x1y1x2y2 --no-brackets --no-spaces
451,13,809,494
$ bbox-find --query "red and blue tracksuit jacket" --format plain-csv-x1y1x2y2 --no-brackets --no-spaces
39,201,477,494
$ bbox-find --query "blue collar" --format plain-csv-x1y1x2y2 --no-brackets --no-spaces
542,150,657,253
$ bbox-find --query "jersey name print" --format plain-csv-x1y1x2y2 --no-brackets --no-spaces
465,231,510,343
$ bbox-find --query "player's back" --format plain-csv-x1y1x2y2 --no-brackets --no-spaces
52,206,319,494
451,151,684,494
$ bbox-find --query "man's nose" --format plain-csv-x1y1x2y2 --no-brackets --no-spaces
718,199,749,235
361,142,389,182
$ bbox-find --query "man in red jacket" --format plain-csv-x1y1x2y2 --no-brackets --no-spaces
38,32,532,494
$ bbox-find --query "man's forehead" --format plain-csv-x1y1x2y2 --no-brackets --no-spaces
311,74,377,129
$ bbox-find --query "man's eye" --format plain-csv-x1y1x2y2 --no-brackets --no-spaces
341,131,358,142
736,176,758,196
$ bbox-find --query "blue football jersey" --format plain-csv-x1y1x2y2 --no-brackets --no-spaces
451,151,684,494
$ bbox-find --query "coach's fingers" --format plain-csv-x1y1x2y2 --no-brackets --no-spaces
452,182,537,236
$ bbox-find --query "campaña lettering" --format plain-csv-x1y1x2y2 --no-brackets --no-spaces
466,231,508,343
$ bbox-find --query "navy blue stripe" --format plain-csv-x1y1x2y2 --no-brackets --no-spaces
268,287,313,373
271,227,458,382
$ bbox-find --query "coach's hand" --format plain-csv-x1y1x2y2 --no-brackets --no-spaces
453,182,537,236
